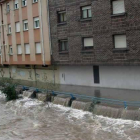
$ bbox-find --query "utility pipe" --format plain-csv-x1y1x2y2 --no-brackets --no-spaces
47,0,52,55
39,0,45,66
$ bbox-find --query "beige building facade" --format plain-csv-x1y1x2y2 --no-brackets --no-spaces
0,0,59,85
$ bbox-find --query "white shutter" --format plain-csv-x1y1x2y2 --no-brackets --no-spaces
15,0,18,4
36,43,41,54
25,44,30,54
84,38,93,47
16,22,20,32
82,6,91,10
17,45,22,54
113,0,125,14
114,35,127,48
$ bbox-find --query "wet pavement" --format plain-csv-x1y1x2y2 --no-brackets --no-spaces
59,85,140,101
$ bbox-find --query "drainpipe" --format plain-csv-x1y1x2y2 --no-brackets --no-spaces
47,0,55,84
0,3,5,65
47,0,52,55
38,0,45,66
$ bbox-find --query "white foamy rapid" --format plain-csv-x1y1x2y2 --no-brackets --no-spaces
0,90,6,100
0,93,140,140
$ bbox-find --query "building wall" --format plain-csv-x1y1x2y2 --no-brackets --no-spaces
1,65,140,90
0,66,60,87
0,0,51,65
49,0,140,66
59,66,140,90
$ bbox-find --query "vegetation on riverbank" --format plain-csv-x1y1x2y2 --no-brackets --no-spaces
0,78,18,101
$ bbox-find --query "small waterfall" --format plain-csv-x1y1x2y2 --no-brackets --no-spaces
37,93,47,102
23,90,36,98
53,97,71,107
93,105,122,119
71,101,93,111
121,109,140,121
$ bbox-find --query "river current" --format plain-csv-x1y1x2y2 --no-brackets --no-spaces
0,92,140,140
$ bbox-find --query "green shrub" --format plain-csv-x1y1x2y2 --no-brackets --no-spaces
2,84,18,101
0,78,18,101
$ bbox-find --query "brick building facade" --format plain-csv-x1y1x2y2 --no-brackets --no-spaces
48,0,140,90
49,0,140,66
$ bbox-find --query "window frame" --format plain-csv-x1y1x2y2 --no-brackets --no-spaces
33,0,38,4
82,37,94,50
9,46,13,55
15,22,20,32
14,0,19,10
59,39,68,52
81,5,92,19
25,43,30,54
113,34,127,49
6,3,10,13
34,17,40,29
8,24,11,34
57,11,67,24
35,42,42,54
17,44,22,55
22,0,27,7
111,0,126,15
0,46,1,56
23,20,28,31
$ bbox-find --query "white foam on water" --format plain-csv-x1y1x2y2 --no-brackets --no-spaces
50,104,140,140
23,100,43,108
51,104,92,119
0,91,6,99
96,115,140,127
15,97,44,108
96,115,140,140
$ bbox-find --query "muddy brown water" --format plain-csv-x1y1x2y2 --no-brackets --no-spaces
0,93,140,140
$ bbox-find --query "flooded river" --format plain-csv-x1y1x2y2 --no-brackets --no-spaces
0,92,140,140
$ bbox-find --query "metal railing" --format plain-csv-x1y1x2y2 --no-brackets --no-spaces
20,85,140,108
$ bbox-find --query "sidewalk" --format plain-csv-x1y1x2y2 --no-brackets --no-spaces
59,84,140,102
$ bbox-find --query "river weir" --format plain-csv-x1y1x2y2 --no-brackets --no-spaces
0,92,140,140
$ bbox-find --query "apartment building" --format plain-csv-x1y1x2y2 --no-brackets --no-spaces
0,0,59,85
49,0,140,90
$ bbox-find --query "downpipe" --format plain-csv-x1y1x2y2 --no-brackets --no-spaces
39,0,45,66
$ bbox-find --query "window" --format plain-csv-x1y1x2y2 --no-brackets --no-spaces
6,3,10,13
33,0,38,3
81,6,92,19
114,35,127,49
59,40,68,52
25,44,30,54
58,11,66,23
22,0,27,7
112,0,125,15
15,22,20,32
17,45,22,54
8,24,11,34
83,37,94,49
0,46,1,55
35,43,41,54
34,17,40,29
9,46,13,55
23,20,28,31
14,0,19,10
